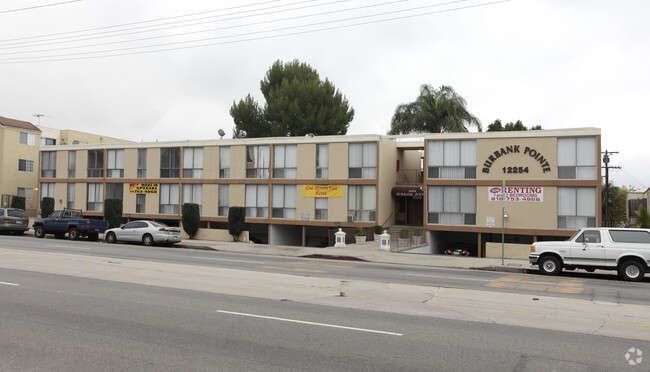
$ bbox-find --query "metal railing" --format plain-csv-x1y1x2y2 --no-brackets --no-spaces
396,169,423,185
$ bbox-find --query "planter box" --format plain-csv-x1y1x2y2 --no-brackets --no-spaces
355,236,366,244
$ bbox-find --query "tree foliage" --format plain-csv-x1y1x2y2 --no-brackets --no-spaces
231,60,354,138
388,84,481,134
182,203,200,238
228,206,246,241
486,119,542,132
104,199,123,229
602,183,627,227
635,205,650,228
41,197,54,218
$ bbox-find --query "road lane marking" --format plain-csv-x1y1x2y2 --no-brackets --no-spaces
216,310,403,336
191,257,266,264
486,275,585,294
257,266,327,273
0,281,19,286
405,273,494,282
293,261,359,268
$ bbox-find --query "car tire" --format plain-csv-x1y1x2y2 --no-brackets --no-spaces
68,227,80,240
34,225,45,238
538,255,562,276
618,261,645,282
143,234,154,246
105,232,116,244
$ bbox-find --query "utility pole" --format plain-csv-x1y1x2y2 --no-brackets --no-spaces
601,150,620,227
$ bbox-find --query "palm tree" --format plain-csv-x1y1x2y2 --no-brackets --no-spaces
389,84,481,134
635,205,650,228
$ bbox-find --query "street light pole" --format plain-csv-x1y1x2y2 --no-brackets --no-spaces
501,179,505,266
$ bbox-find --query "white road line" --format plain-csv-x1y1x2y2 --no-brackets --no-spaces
192,257,266,264
0,281,19,286
217,310,403,336
405,273,494,282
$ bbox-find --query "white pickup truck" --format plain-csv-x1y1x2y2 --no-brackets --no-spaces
529,228,650,281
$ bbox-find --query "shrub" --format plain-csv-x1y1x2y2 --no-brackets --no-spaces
373,225,384,235
354,227,366,236
104,199,123,228
182,203,200,238
41,197,54,218
228,206,246,241
11,196,25,210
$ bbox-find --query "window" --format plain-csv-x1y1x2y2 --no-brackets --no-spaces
183,147,203,178
87,183,103,212
348,185,376,221
349,142,377,178
273,145,297,178
68,151,76,178
246,145,270,178
136,194,146,213
107,149,124,178
106,183,123,200
316,144,329,179
160,148,180,178
72,140,86,145
18,159,34,172
41,137,56,145
159,184,179,214
19,132,35,146
427,186,476,225
427,140,476,179
219,147,230,178
558,187,596,228
245,184,269,217
40,183,55,200
41,151,56,178
182,184,203,214
557,137,597,179
575,230,601,244
67,183,75,209
315,197,328,220
137,149,147,178
17,187,34,199
272,185,296,218
609,230,650,243
87,150,104,177
218,185,229,216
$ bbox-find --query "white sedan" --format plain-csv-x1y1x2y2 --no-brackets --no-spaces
104,220,182,246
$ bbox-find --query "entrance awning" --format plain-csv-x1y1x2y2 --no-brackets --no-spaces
391,187,424,199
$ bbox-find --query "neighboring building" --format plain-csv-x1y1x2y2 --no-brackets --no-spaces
627,187,649,226
38,127,602,257
0,115,130,216
0,116,41,215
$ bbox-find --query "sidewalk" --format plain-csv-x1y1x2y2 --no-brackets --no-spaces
177,238,534,273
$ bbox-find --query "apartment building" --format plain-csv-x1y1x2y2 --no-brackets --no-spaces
38,127,601,257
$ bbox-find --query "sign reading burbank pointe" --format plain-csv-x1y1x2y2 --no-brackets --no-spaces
481,145,551,174
129,183,159,194
489,186,543,202
301,185,342,198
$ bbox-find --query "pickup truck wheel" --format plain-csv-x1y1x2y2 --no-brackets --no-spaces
618,261,645,282
34,226,45,238
539,256,562,276
143,234,155,246
68,227,80,240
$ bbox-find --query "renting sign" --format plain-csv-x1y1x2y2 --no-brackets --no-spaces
489,186,543,202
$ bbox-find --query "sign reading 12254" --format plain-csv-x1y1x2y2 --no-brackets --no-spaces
502,166,529,174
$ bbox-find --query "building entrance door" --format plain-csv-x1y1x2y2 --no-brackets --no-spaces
394,195,423,226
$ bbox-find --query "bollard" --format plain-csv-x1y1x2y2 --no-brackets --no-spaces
379,230,391,251
334,228,346,247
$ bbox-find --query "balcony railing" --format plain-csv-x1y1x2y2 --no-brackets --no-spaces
396,169,423,185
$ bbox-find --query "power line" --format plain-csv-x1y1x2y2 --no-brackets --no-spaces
0,0,510,64
0,0,81,14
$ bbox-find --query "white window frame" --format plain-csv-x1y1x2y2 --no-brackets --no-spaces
159,184,179,214
272,184,296,219
316,144,329,179
273,145,297,179
67,183,75,209
19,132,35,146
182,184,203,214
246,145,270,178
137,149,147,178
107,149,125,178
557,187,596,228
427,140,476,179
87,149,104,178
558,137,597,180
41,151,56,178
183,147,204,179
86,183,103,212
348,185,376,221
18,159,34,172
218,184,229,217
219,147,230,178
315,197,328,220
427,186,476,225
348,142,377,179
245,184,269,218
68,151,76,178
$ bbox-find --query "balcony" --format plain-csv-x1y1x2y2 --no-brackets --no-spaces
396,169,423,185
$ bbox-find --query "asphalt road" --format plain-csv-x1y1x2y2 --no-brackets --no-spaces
2,235,648,306
2,267,647,371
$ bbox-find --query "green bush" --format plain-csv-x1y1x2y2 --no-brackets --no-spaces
11,196,25,210
41,197,54,218
354,227,366,236
373,225,384,235
182,203,200,238
228,206,246,241
104,199,123,228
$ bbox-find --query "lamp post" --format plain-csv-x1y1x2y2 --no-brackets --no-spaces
501,180,506,265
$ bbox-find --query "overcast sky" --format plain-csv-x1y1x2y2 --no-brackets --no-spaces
1,0,648,189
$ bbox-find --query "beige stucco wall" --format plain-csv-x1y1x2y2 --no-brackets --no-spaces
0,127,40,199
59,130,130,145
476,137,557,181
230,145,246,179
76,150,88,178
378,138,397,226
124,149,138,179
297,144,316,179
476,186,558,230
204,146,219,179
202,184,218,217
230,184,245,207
148,148,160,179
485,242,531,259
329,143,348,179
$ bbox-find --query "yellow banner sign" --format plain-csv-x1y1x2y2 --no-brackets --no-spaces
301,185,343,198
129,183,159,194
